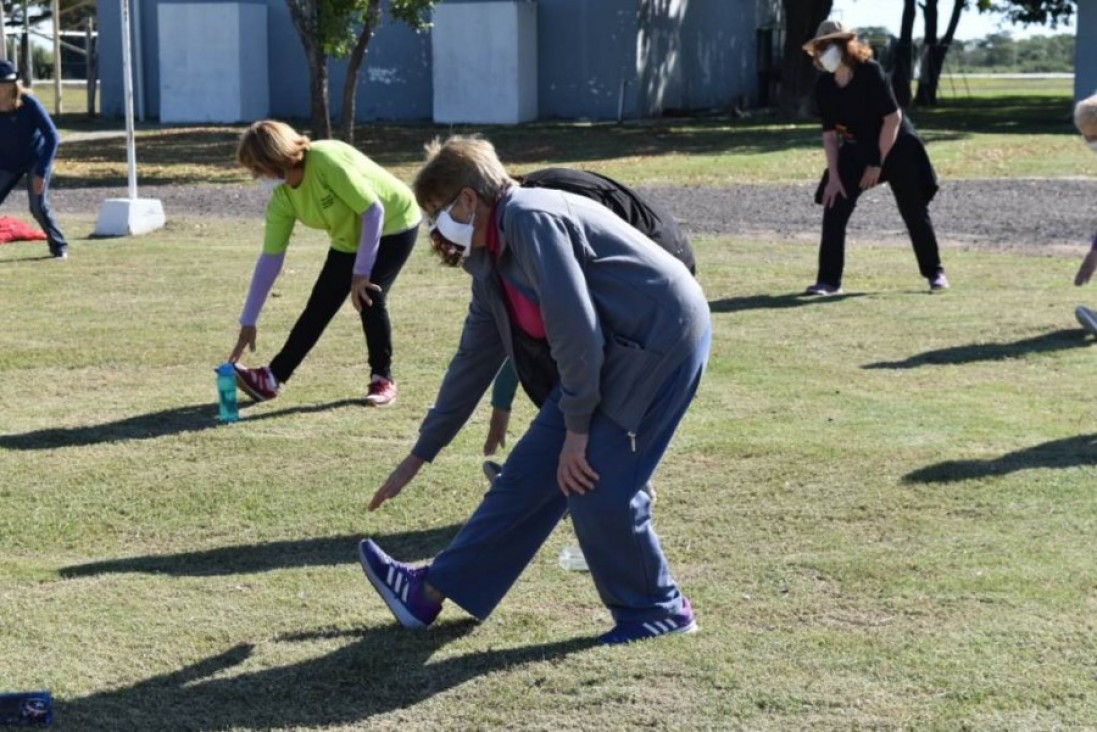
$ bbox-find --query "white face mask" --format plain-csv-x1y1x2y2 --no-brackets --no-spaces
434,201,475,251
820,44,843,74
258,176,283,195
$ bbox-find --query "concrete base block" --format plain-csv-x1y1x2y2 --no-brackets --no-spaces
93,198,167,237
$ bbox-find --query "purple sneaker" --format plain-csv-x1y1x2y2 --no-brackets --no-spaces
598,597,699,646
929,272,950,292
357,539,442,629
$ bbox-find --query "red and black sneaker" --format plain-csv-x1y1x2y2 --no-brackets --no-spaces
234,364,280,402
365,375,397,407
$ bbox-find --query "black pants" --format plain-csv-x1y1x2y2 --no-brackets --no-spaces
270,226,417,384
816,134,943,289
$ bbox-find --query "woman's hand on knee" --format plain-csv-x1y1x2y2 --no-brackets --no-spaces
351,275,381,312
859,166,882,190
823,177,848,209
557,431,599,497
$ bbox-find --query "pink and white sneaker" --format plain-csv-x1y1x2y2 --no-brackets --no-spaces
233,364,280,402
365,375,397,407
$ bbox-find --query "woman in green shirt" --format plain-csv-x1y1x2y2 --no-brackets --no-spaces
229,120,420,406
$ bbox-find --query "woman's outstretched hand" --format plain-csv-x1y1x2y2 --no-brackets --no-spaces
369,454,425,511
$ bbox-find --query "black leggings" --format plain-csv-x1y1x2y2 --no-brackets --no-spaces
816,135,942,289
270,226,418,384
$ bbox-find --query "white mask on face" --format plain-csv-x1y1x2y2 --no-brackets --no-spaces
434,201,475,251
820,44,843,74
258,176,283,195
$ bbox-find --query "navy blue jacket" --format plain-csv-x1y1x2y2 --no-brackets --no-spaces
0,94,59,177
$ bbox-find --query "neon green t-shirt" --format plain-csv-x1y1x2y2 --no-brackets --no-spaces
262,140,421,255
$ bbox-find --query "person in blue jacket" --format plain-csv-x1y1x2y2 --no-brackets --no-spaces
357,135,711,645
0,60,67,259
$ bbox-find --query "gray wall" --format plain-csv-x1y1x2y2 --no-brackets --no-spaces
99,0,432,121
99,0,771,123
1077,0,1097,102
636,0,762,116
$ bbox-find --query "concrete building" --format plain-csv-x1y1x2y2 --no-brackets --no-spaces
96,0,783,124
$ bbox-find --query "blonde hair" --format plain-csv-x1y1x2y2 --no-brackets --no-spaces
236,120,310,177
1074,93,1097,138
413,135,514,214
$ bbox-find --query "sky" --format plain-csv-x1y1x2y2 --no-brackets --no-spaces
830,0,1077,40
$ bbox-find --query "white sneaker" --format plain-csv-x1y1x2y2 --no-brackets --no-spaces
1076,306,1097,337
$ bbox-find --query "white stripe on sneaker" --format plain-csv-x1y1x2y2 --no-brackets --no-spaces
642,622,661,635
386,566,395,587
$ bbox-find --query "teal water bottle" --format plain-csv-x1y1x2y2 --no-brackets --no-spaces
215,363,239,422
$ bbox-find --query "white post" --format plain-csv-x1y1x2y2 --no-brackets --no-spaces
120,0,137,199
131,0,144,121
91,0,164,237
51,0,61,114
0,4,7,61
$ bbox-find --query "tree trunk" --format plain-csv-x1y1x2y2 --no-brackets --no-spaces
338,1,381,144
914,0,965,107
776,0,833,117
285,0,332,139
890,0,918,108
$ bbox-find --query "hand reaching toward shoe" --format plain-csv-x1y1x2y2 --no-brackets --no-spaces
483,408,510,456
230,326,257,363
369,454,425,511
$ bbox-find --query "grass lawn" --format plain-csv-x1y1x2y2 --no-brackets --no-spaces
2,215,1096,728
42,79,1097,189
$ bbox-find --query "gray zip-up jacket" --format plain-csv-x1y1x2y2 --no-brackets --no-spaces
412,186,710,462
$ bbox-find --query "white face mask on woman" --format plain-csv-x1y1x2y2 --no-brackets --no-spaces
819,44,843,74
430,200,476,266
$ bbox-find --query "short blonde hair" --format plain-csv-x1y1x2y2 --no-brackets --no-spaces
413,135,513,215
236,120,310,177
1074,93,1097,138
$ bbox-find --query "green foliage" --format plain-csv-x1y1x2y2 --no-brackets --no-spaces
977,0,1075,27
316,0,435,58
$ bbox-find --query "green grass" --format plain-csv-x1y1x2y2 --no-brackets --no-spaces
2,217,1097,728
44,81,1097,189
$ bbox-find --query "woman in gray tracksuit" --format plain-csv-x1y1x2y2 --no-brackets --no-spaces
357,135,712,645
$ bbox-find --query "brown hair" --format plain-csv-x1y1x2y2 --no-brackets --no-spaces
413,135,514,217
236,120,310,177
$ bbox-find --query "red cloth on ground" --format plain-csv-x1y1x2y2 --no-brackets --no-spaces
0,216,46,243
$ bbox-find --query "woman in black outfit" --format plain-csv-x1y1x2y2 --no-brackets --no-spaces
803,20,947,296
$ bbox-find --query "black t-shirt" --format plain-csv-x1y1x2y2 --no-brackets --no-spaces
519,167,696,275
815,59,912,166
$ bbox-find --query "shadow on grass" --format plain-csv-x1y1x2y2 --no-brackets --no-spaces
0,252,54,264
0,399,363,451
862,328,1090,369
903,433,1097,484
709,292,866,313
55,622,598,729
58,525,462,578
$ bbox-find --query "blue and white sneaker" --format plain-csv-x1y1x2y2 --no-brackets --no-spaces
598,597,698,646
357,539,442,629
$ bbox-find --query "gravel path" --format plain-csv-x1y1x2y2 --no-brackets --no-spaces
10,177,1097,248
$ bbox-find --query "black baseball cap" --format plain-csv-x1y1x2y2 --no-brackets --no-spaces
0,60,18,82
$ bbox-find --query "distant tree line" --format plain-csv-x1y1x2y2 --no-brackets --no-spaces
863,28,1075,75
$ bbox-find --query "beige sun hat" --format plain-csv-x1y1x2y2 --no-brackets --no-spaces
802,19,856,54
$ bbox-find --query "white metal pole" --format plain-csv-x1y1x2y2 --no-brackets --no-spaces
120,0,137,199
51,0,61,114
131,0,144,121
0,4,7,61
